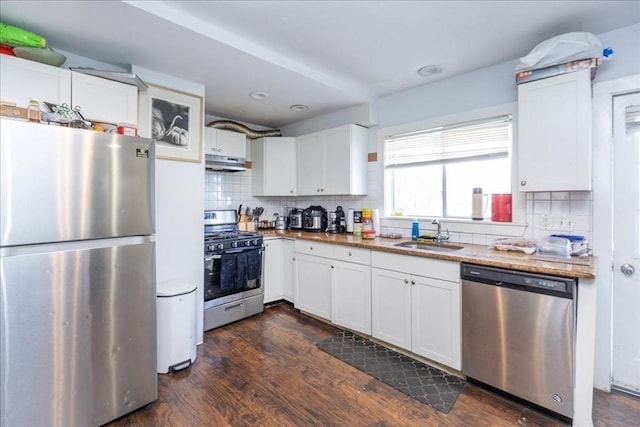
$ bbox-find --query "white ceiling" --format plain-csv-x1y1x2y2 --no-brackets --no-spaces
1,1,639,128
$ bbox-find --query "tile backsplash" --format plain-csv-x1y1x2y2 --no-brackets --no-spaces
205,162,381,220
205,167,593,247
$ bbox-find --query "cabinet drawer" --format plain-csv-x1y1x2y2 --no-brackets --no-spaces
333,245,370,265
294,240,333,258
371,251,459,282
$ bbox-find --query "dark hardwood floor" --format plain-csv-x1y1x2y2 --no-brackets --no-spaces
108,302,640,427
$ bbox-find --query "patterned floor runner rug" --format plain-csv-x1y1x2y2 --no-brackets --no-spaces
317,330,467,413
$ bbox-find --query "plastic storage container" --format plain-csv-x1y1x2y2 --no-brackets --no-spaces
157,281,197,374
536,236,571,257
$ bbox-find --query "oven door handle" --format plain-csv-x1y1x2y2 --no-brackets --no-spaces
204,255,222,261
224,249,244,254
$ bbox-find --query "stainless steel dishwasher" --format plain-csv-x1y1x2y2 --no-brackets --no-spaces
461,263,576,420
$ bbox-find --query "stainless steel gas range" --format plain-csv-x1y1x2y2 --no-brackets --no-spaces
203,210,264,331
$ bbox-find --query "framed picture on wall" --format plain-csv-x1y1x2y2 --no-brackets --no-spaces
138,83,203,162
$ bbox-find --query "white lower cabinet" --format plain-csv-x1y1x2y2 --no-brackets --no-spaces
411,274,461,370
282,239,294,302
264,238,284,303
293,241,461,370
331,246,371,335
264,238,295,304
371,252,461,370
294,241,333,320
371,268,412,349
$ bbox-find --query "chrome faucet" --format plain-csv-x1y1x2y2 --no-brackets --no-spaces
431,218,450,243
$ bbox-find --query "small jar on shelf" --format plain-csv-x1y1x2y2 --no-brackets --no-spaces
27,98,41,123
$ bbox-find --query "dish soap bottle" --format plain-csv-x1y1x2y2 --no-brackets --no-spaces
411,219,419,241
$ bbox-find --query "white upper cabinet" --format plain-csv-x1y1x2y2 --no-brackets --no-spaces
296,124,368,196
0,55,138,125
1,54,71,107
517,68,593,192
251,137,296,196
71,71,137,124
204,127,246,158
296,131,324,195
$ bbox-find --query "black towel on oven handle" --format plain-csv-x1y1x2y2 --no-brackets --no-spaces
236,252,248,289
246,249,261,281
220,255,236,290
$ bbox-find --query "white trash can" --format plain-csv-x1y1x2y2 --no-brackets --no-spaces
156,281,197,374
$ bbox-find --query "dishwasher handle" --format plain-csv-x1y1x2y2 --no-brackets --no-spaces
461,263,575,299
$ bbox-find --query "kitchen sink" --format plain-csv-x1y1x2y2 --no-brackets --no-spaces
393,241,464,252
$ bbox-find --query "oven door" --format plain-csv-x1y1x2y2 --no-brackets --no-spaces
204,247,263,308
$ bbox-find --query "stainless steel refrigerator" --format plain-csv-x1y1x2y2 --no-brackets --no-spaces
0,119,157,426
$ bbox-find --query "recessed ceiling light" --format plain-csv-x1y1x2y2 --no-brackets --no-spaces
249,91,269,100
417,64,443,77
290,104,308,111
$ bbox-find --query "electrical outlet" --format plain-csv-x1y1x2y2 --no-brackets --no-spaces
559,216,575,231
540,214,550,230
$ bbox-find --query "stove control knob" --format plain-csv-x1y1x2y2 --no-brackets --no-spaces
216,243,224,250
251,239,258,245
231,241,238,248
207,244,214,251
244,240,251,247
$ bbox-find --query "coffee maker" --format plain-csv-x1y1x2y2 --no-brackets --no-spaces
327,206,346,233
302,205,327,232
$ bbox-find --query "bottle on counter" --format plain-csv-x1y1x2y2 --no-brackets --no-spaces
411,219,420,241
361,208,375,239
27,98,41,123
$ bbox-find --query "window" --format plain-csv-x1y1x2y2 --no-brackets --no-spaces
384,114,512,219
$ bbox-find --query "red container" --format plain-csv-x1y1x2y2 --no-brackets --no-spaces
0,44,15,56
491,194,512,222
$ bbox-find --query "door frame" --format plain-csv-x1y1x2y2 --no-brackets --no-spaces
592,74,640,391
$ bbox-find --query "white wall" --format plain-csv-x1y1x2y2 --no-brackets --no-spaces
133,66,206,344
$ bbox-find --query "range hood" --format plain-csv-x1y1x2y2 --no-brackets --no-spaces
205,154,247,172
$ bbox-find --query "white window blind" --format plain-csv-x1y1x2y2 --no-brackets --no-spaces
385,115,512,167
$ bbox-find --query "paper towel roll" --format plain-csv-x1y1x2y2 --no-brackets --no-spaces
347,208,354,233
372,209,381,236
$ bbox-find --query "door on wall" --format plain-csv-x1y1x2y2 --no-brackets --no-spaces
612,91,640,395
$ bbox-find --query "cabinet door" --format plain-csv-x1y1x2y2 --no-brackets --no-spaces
371,267,412,350
296,132,325,195
0,54,71,107
71,72,137,124
323,126,351,194
294,253,332,320
517,68,592,191
282,239,295,302
203,127,217,155
252,137,296,196
216,129,246,158
331,260,371,334
263,239,284,303
411,276,461,370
